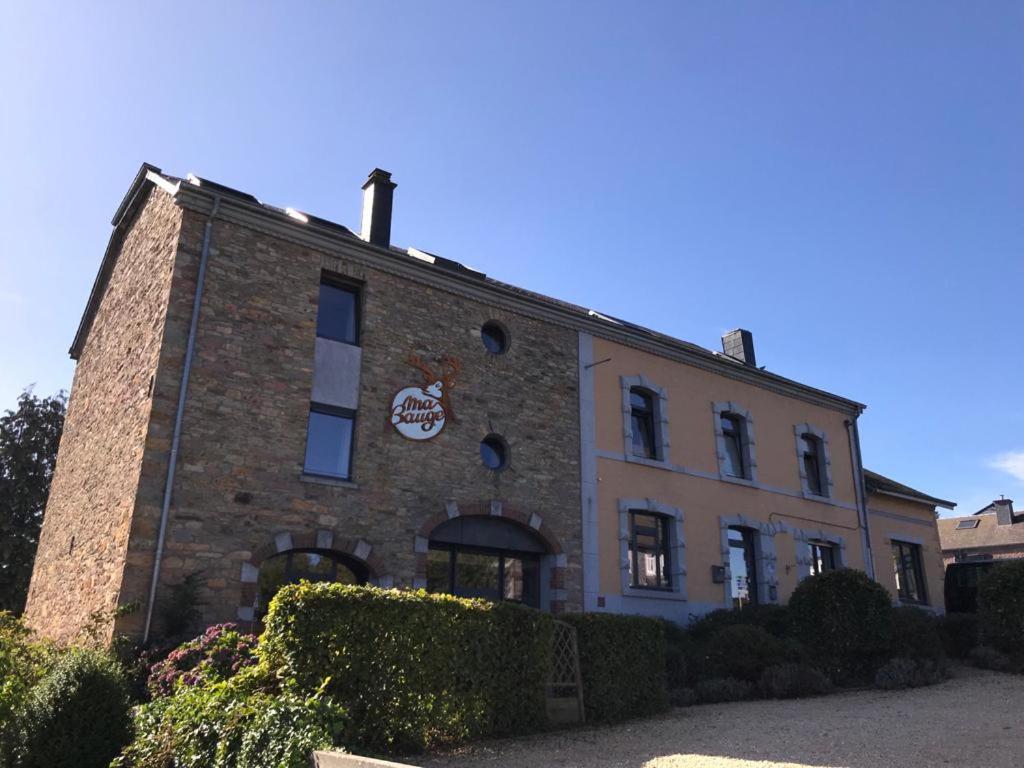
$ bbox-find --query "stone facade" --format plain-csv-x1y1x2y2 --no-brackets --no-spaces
27,173,582,641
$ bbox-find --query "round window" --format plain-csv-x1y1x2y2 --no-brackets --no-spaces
480,434,509,471
480,321,509,355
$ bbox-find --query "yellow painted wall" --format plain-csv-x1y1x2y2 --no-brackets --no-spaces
868,494,945,612
591,337,869,609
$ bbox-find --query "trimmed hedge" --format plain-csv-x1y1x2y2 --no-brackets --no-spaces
561,613,668,723
259,583,553,754
889,606,945,663
939,613,979,659
977,561,1024,656
690,625,794,684
788,569,894,683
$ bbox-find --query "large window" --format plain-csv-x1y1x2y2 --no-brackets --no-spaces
800,433,826,496
630,388,658,460
316,281,359,345
808,540,837,576
258,549,366,614
628,511,672,590
728,526,758,608
720,413,747,478
892,540,927,605
304,404,355,479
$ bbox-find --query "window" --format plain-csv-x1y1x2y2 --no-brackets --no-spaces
480,434,509,471
800,433,825,496
892,540,927,604
480,321,509,354
727,526,758,607
304,404,355,479
258,549,366,614
316,281,359,345
720,414,747,478
630,388,658,460
808,540,836,576
628,511,672,589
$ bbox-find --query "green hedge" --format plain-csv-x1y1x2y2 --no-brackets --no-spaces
258,583,554,754
560,613,668,723
977,561,1024,656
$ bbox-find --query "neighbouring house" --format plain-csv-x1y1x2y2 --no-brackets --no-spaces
938,498,1024,565
25,164,955,643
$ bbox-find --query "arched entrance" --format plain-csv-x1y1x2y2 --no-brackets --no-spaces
424,516,548,608
257,548,368,616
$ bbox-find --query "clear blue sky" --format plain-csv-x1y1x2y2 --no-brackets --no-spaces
1,2,1021,516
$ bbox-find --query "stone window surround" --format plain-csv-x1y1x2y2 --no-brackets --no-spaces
793,423,834,500
719,514,786,607
621,375,670,466
617,498,686,601
712,401,757,484
792,527,847,581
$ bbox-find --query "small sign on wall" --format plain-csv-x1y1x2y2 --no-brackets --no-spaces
390,355,460,441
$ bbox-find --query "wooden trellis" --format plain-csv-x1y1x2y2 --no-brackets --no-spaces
547,619,585,724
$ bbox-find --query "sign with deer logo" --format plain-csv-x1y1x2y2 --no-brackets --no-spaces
389,355,460,441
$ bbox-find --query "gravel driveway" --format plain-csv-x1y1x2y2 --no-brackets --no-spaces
421,667,1024,768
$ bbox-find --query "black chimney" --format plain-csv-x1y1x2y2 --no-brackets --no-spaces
722,329,757,367
360,168,396,248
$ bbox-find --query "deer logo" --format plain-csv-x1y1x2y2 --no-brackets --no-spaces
389,354,461,441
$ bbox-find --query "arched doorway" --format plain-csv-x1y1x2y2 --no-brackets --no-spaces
257,548,368,615
424,516,548,608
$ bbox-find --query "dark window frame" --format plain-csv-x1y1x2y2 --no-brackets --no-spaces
808,540,837,576
728,525,759,607
426,541,542,608
629,387,659,460
892,540,928,605
800,433,826,496
720,412,748,479
480,320,510,355
316,276,362,346
303,403,357,481
257,547,368,615
628,510,673,590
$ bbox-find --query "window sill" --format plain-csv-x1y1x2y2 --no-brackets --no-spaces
720,474,756,488
622,586,687,601
801,490,833,503
625,454,673,471
299,473,358,489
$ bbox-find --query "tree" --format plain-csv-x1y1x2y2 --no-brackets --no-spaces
0,388,66,613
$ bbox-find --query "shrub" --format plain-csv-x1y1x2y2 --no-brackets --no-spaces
690,624,792,684
259,583,553,754
114,675,344,768
147,623,258,697
939,612,979,659
13,648,132,768
889,606,944,663
694,677,754,704
661,620,692,691
968,645,1016,673
788,569,894,683
977,561,1024,655
688,604,792,640
873,657,945,690
561,613,668,723
758,664,831,699
0,613,54,766
668,687,697,707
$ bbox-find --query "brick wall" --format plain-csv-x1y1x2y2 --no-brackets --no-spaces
24,189,184,643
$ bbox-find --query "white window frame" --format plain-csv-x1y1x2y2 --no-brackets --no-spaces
618,498,686,601
712,401,757,484
621,375,670,466
793,423,834,500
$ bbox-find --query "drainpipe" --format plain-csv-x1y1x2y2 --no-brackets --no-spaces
142,194,221,644
845,416,875,580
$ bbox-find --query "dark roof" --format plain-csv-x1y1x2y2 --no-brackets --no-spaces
864,469,955,510
70,164,868,414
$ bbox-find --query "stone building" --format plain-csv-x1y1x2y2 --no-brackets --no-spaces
938,498,1024,565
26,164,955,643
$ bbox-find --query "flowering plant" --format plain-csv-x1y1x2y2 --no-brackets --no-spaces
147,623,258,697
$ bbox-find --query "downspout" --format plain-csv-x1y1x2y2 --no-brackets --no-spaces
142,194,221,644
845,416,875,579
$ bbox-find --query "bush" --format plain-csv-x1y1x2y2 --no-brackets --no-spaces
939,613,979,659
788,569,894,683
977,561,1024,655
147,623,258,697
114,675,344,768
690,625,793,684
258,583,553,754
561,613,668,723
889,606,944,663
661,620,692,691
694,677,754,704
0,614,54,766
758,664,831,699
668,687,697,707
688,604,792,640
968,645,1017,673
873,657,945,690
13,648,132,768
